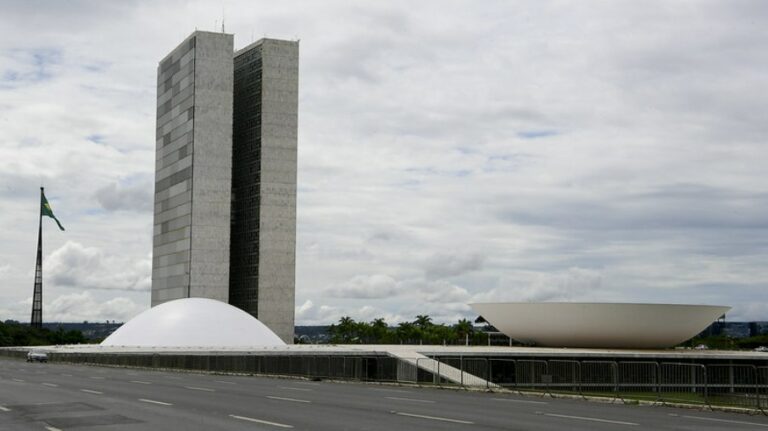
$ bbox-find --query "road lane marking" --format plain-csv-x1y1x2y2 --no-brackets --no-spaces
371,388,412,394
278,386,312,392
680,415,768,428
130,380,152,384
230,414,293,428
493,397,548,405
138,398,173,406
185,386,215,392
544,413,639,426
266,396,311,404
45,426,62,431
393,411,474,425
90,376,105,380
42,383,59,387
81,389,103,395
0,406,10,412
385,396,435,403
11,378,25,382
214,380,236,385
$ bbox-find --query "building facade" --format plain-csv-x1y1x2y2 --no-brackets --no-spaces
151,31,297,343
231,39,298,343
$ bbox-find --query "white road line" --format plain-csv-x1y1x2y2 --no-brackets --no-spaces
0,406,10,412
278,386,312,392
544,413,639,426
90,376,105,380
45,426,62,431
130,380,152,384
41,383,59,387
393,411,474,425
493,397,548,405
138,398,173,406
214,380,236,385
81,389,103,395
185,386,215,392
385,396,435,404
681,415,768,428
11,378,24,382
266,396,311,404
371,388,411,394
229,414,293,428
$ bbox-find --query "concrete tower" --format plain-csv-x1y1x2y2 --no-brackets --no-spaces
230,39,299,344
151,31,298,344
152,31,234,307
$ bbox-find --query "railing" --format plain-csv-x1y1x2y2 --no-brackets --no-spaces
1,349,765,414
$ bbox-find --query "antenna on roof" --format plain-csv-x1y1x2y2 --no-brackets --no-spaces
221,6,225,33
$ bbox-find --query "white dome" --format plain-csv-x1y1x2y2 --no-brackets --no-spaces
102,298,286,347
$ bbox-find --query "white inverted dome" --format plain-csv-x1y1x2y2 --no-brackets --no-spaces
102,298,286,347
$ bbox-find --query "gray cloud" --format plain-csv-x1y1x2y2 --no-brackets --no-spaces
47,241,151,292
94,179,153,212
424,252,485,279
0,1,766,324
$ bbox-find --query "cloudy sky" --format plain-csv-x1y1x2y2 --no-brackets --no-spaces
1,1,766,325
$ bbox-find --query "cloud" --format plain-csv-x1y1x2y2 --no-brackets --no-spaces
471,267,604,303
325,274,398,299
424,252,484,279
1,1,767,326
295,300,402,326
94,179,153,212
47,241,151,291
47,291,142,322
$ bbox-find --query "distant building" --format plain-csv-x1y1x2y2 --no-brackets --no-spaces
697,321,768,338
151,31,298,343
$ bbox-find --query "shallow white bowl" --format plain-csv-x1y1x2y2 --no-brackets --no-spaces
469,302,730,349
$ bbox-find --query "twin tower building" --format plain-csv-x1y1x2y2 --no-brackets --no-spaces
151,31,298,343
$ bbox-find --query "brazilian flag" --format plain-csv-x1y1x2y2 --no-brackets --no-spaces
41,191,65,231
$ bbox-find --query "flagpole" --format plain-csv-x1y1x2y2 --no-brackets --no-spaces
30,187,44,328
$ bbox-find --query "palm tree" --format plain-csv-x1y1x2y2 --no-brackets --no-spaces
414,315,432,329
370,318,388,343
396,322,417,344
330,316,357,343
454,318,474,346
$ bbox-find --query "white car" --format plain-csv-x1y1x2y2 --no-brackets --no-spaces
754,346,768,352
26,350,48,363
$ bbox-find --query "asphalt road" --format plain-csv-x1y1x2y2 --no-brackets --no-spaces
1,357,767,430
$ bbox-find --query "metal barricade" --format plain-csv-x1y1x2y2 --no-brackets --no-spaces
396,357,418,384
581,361,618,401
707,364,760,410
618,361,659,403
547,360,581,396
659,362,707,406
758,366,768,413
488,359,516,389
515,360,549,394
415,357,438,385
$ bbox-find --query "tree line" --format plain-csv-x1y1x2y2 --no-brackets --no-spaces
0,320,87,347
326,315,489,345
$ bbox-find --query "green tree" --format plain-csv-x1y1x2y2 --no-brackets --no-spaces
454,318,474,346
329,316,359,343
